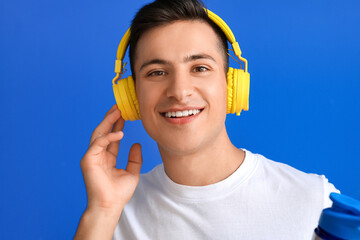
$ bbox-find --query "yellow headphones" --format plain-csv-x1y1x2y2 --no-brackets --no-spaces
112,9,250,121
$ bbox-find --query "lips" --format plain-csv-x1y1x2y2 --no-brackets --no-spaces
163,109,201,118
159,107,204,124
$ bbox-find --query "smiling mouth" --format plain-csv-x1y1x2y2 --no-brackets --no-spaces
160,109,204,118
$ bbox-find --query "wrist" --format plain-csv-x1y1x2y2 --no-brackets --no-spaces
75,207,123,240
86,196,126,214
85,204,124,220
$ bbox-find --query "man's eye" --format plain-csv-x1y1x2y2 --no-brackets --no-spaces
148,71,166,77
193,66,208,72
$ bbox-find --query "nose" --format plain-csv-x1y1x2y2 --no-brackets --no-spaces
166,70,194,102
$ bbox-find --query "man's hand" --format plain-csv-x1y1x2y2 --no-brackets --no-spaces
74,105,142,240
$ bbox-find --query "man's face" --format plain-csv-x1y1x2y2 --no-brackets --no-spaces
134,20,228,155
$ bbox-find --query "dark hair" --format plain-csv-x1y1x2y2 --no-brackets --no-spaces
129,0,229,79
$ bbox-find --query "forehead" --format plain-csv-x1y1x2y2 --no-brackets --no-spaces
134,20,223,69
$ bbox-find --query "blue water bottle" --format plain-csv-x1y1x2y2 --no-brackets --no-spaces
314,192,360,239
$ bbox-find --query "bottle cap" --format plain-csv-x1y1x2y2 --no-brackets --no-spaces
318,192,360,239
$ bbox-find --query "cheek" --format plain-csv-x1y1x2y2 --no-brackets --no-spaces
136,82,161,119
137,88,151,116
207,75,228,110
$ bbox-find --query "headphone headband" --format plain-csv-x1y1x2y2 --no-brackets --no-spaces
113,8,248,85
112,8,250,120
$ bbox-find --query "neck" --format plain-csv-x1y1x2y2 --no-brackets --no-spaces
158,127,245,186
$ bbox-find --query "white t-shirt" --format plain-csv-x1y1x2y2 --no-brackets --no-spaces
113,149,338,240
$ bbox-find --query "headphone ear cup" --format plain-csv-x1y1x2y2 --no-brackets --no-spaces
112,76,140,121
226,68,250,116
126,76,140,119
226,67,235,114
238,69,250,112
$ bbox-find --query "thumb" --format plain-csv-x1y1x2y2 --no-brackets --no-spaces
126,143,143,175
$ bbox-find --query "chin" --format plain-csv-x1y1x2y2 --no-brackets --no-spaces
157,140,203,156
141,108,227,156
155,129,216,157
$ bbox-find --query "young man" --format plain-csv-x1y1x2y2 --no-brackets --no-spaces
75,0,338,239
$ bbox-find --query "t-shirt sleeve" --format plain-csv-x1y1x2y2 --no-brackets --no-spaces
321,175,340,209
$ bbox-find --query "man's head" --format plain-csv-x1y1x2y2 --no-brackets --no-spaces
128,0,232,154
129,0,229,80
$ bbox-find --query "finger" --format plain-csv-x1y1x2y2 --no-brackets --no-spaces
126,143,143,175
107,116,125,156
90,108,121,144
112,112,125,132
88,131,124,156
89,105,119,144
104,104,118,118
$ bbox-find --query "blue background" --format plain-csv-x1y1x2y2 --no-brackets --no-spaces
1,0,359,239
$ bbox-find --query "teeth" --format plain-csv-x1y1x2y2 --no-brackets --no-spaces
164,109,201,118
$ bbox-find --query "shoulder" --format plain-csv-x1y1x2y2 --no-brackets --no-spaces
251,150,331,185
245,149,339,208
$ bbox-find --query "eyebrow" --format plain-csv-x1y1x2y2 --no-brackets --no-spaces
139,53,217,72
139,59,170,72
183,53,217,63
